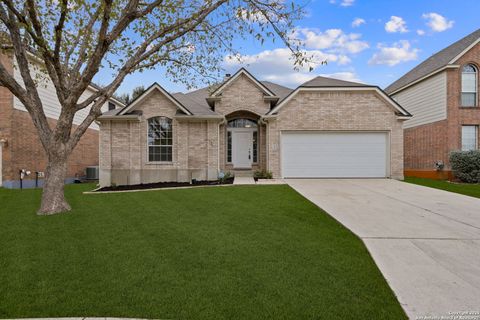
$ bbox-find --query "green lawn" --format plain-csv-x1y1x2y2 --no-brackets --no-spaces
405,177,480,199
0,184,406,319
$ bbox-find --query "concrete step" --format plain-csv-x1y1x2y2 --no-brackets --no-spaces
233,170,253,177
233,176,256,185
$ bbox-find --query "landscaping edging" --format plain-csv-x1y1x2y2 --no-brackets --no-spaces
84,183,238,194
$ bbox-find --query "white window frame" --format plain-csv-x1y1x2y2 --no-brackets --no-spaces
461,125,478,151
461,64,477,107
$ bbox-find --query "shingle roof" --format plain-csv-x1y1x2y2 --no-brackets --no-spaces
171,90,217,116
385,28,480,94
261,81,293,100
103,70,386,118
300,76,372,88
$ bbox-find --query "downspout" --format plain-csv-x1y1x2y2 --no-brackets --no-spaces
218,117,226,173
259,116,269,172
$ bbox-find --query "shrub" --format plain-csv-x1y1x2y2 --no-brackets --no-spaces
219,171,233,183
450,150,480,183
253,169,273,179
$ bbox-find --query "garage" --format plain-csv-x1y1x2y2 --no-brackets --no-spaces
281,131,388,178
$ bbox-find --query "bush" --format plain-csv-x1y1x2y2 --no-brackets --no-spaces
450,150,480,183
219,171,233,183
253,169,273,179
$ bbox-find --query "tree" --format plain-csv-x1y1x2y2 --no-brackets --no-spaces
0,0,307,215
131,85,145,101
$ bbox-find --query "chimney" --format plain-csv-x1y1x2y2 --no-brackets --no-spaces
224,73,231,81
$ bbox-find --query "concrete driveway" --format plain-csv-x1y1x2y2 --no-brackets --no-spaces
287,179,480,319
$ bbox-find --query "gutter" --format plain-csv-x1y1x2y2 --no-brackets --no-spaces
175,115,225,121
388,65,459,96
97,115,141,122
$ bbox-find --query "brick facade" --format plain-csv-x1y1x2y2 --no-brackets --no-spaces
0,52,104,188
99,90,220,186
100,72,406,187
267,91,405,179
403,43,480,178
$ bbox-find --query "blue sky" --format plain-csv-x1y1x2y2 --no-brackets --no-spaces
107,0,480,95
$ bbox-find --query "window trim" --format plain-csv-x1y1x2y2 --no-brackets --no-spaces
147,116,173,163
461,63,478,107
461,125,478,151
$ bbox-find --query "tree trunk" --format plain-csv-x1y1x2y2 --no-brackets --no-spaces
38,154,71,215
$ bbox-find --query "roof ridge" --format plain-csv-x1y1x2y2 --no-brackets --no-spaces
386,28,480,94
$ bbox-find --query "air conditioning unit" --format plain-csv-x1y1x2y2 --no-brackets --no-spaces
86,166,99,180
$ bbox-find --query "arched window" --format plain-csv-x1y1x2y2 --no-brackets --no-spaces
227,118,258,128
462,64,477,107
148,117,172,162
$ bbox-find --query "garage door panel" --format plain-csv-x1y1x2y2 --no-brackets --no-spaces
281,132,388,178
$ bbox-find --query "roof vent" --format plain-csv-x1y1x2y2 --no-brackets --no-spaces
224,73,231,81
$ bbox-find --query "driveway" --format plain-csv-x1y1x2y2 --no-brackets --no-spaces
287,179,480,319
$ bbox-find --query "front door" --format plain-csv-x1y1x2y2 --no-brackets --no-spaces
233,131,253,168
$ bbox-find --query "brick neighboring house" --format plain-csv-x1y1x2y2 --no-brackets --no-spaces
386,28,480,179
98,68,411,187
0,50,124,188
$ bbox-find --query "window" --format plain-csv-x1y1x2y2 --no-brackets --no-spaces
461,64,477,107
108,102,116,110
461,125,478,151
227,131,232,163
148,117,172,161
227,119,257,128
253,131,258,163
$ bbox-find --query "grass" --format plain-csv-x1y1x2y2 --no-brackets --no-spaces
0,184,406,319
405,177,480,199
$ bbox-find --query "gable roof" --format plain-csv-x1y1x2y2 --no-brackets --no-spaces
118,83,193,116
261,81,293,100
385,28,480,94
210,68,277,97
267,76,411,117
103,69,409,120
301,76,372,88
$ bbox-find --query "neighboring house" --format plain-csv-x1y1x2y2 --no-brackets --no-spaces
98,68,410,187
386,28,480,179
0,50,124,188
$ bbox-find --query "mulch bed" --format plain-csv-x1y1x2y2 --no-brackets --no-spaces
97,178,234,192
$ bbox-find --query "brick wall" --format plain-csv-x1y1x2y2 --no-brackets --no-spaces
0,52,100,187
404,120,448,170
267,90,405,179
99,90,220,187
403,43,480,178
215,74,270,116
0,51,14,185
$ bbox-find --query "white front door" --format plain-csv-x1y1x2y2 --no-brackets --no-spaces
233,131,253,168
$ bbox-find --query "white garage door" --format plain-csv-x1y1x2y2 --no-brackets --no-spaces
281,132,388,178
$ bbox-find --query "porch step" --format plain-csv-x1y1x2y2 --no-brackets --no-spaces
233,176,256,185
233,170,253,177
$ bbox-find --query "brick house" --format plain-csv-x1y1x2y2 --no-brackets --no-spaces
98,68,410,187
0,50,124,188
386,28,480,179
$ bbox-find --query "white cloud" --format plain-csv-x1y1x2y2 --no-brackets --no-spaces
221,26,368,87
352,18,366,28
368,40,419,66
330,0,355,7
223,48,360,87
422,13,454,32
296,28,369,54
417,29,425,36
385,16,408,33
319,72,362,82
